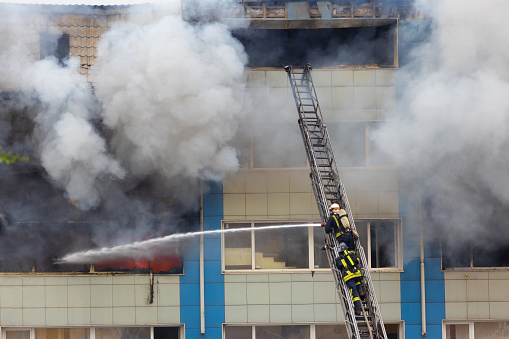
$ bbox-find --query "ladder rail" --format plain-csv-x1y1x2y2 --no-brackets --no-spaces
285,64,388,339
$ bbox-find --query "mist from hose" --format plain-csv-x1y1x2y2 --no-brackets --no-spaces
58,223,320,264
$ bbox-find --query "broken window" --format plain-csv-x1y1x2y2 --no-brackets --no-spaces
356,219,401,269
233,25,396,68
39,33,70,66
442,243,509,269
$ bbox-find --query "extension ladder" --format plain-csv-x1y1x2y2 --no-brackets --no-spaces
285,64,388,339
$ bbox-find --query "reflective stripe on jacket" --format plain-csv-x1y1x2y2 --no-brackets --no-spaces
332,215,346,237
338,251,361,282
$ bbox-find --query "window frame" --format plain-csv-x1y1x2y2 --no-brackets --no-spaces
441,244,509,271
442,320,509,339
222,322,403,339
234,122,399,171
362,219,403,272
221,218,403,273
2,327,183,339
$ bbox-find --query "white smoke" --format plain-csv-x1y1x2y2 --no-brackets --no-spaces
40,112,125,210
95,14,248,184
0,5,248,211
372,0,509,245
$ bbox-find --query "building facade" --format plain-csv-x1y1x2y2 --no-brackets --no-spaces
0,1,507,339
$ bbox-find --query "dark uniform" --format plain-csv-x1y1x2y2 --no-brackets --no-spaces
335,246,365,315
324,213,355,251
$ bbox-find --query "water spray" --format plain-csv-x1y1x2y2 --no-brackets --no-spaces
58,223,321,264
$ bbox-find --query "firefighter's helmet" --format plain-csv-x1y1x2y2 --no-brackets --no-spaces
338,242,348,253
329,203,340,214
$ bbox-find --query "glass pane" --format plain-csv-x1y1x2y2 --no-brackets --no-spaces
225,326,252,339
385,323,399,339
356,221,368,257
35,328,90,339
314,225,330,268
255,223,308,269
370,122,395,166
224,222,252,270
446,324,469,339
256,325,310,339
473,246,509,268
328,122,366,167
442,244,471,269
370,221,396,268
316,325,348,339
6,331,30,339
96,327,150,339
252,123,306,168
154,327,179,339
475,322,509,339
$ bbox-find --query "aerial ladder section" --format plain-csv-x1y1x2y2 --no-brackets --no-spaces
285,64,388,339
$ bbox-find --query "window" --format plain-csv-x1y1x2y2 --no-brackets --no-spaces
224,324,401,339
223,221,311,270
445,321,509,339
39,33,70,66
35,328,89,339
369,122,396,166
442,243,509,269
252,123,307,169
223,219,402,271
225,326,252,339
328,122,366,167
256,326,309,339
356,220,401,270
4,327,180,339
95,328,150,339
232,118,395,170
232,26,397,68
6,331,30,339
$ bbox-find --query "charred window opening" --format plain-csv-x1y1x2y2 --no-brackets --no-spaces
442,243,509,269
39,33,70,66
233,25,396,68
0,168,188,274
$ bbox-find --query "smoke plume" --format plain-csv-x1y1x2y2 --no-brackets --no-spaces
0,2,248,269
372,0,509,253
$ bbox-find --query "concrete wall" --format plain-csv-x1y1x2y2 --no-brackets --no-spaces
0,275,179,326
224,272,401,324
444,271,509,320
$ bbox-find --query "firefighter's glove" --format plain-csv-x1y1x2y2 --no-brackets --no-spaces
320,222,325,227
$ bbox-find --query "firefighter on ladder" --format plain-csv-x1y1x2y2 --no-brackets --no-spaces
323,203,357,251
336,242,366,316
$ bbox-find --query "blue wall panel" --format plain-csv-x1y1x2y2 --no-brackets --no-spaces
400,302,421,324
399,178,445,338
404,324,424,338
181,305,201,329
203,237,222,259
400,258,420,281
180,283,200,306
400,280,421,303
181,180,225,339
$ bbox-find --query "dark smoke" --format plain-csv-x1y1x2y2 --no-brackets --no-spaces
0,3,247,271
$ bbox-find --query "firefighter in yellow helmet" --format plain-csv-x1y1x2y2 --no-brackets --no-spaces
323,203,355,251
335,242,366,316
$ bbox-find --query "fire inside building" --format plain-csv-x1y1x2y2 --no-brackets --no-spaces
0,0,508,338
